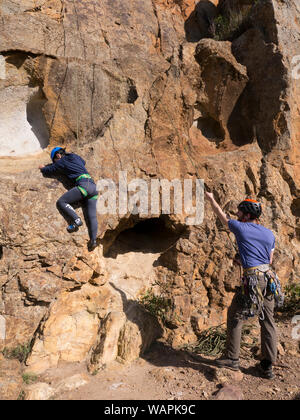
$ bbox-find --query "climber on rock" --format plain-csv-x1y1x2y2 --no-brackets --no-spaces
205,191,283,380
39,147,98,251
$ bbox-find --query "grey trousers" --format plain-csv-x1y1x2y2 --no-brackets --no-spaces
226,277,278,363
56,178,98,242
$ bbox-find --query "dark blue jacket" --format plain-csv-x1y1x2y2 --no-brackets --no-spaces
41,153,89,180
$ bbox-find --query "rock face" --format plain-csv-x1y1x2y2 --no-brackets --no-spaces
0,357,23,400
0,0,299,379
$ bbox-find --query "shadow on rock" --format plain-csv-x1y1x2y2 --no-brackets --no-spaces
87,282,164,374
101,217,186,259
184,0,217,42
142,340,219,383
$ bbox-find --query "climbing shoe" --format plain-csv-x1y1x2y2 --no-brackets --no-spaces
88,240,97,252
215,357,240,371
67,218,83,233
258,360,275,379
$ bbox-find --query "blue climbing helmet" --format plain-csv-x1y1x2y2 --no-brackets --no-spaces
50,147,65,162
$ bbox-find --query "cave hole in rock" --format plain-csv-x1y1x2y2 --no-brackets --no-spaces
106,217,185,258
196,115,225,144
127,79,138,104
0,246,3,260
127,85,138,104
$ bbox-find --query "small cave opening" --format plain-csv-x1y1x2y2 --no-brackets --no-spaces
196,115,225,144
105,217,186,259
0,245,3,260
127,84,138,104
127,79,138,104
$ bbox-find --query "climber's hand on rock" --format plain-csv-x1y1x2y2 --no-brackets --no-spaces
205,191,214,201
39,165,45,170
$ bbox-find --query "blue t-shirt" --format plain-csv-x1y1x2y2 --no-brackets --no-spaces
41,153,89,180
228,220,275,269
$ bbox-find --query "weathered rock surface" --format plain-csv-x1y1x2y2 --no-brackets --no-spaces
24,373,89,400
0,357,23,400
0,0,299,390
214,384,244,400
213,367,244,386
24,382,55,401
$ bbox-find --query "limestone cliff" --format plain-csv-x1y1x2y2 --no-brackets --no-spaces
0,0,299,375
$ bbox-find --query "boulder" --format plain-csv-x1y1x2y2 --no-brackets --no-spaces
25,382,55,401
213,367,244,386
214,384,244,400
55,373,89,394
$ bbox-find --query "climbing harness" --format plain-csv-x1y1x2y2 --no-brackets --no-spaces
76,174,92,182
265,269,285,308
239,269,267,320
238,265,284,320
75,174,98,199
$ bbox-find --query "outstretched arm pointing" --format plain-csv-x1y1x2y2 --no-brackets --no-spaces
205,191,229,228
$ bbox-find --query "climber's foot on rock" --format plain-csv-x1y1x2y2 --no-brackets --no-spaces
88,240,97,252
67,218,83,233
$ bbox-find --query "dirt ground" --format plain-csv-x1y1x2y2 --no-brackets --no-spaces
32,317,299,401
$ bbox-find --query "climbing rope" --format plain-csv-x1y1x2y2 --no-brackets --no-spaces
75,64,80,145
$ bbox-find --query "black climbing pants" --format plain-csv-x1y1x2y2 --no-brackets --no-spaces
57,178,98,242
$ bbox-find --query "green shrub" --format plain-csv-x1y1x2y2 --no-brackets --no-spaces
1,341,32,363
22,372,38,385
185,325,227,356
282,283,300,313
17,390,26,400
213,9,250,41
212,1,263,41
182,324,257,356
139,288,172,325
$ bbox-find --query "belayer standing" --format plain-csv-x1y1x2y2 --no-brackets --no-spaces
205,192,284,379
39,147,98,251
